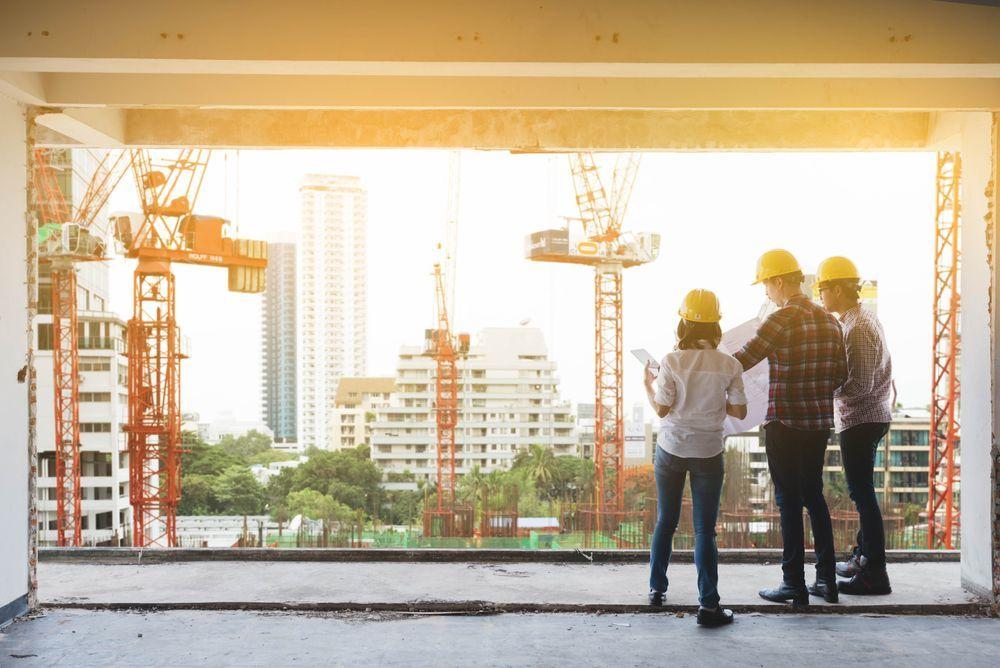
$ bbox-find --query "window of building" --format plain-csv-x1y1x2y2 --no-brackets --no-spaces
95,511,113,530
79,392,112,402
890,471,929,488
38,323,53,350
890,450,929,467
890,429,929,446
80,422,111,433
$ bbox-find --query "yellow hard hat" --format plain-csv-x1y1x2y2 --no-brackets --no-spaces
817,256,860,285
678,288,722,323
753,249,801,285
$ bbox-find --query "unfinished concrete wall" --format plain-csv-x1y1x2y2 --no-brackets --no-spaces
0,93,29,625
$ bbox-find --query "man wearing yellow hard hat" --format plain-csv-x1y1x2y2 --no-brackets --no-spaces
642,288,747,627
816,256,894,596
733,249,847,607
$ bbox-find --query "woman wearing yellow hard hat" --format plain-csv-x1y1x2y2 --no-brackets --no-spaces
816,256,895,596
642,288,747,627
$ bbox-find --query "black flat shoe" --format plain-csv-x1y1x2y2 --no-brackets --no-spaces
648,590,665,606
697,606,734,627
838,572,892,596
759,582,809,607
807,576,839,603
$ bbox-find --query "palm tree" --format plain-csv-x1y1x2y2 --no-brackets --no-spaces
458,464,487,504
523,444,557,489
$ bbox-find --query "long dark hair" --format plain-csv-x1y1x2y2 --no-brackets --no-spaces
676,319,722,350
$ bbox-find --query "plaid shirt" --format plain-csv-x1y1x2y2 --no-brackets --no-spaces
734,294,847,432
834,305,893,432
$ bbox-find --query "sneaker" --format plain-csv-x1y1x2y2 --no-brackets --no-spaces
697,606,734,627
648,590,665,606
835,554,867,579
838,571,892,596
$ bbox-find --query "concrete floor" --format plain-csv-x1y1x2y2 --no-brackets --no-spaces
2,609,999,667
39,561,977,612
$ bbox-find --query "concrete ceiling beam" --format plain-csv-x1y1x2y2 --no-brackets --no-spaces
34,108,125,147
0,71,46,105
34,74,1000,110
120,108,932,151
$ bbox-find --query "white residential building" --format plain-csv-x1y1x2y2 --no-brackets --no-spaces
327,377,395,451
297,174,368,451
371,327,576,482
35,260,130,546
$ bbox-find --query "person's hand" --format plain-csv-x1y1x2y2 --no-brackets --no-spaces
644,363,657,387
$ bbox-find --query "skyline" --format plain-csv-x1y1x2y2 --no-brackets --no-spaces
106,149,936,424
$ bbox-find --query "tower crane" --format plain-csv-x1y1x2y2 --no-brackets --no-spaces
929,151,961,549
31,147,133,547
121,149,268,547
423,152,471,537
526,153,659,533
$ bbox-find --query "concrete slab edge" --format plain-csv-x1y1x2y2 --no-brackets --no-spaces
38,548,961,565
39,600,992,617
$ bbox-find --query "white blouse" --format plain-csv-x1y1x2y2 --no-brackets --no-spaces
654,348,747,458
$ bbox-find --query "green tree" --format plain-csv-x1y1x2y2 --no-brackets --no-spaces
514,444,558,493
247,449,297,467
286,489,352,524
287,446,382,517
178,474,218,515
213,465,267,515
218,430,273,460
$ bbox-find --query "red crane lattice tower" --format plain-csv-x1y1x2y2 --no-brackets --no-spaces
526,153,656,535
31,147,132,547
422,153,471,537
929,151,962,549
126,149,267,547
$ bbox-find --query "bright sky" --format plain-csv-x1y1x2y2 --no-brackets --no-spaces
108,150,936,424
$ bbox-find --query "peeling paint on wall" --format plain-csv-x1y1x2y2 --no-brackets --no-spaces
990,112,1000,605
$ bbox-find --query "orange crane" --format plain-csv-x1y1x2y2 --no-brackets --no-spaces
31,147,133,547
526,153,659,532
929,151,961,549
121,149,267,547
423,153,471,537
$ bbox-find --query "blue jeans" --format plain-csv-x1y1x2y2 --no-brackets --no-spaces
648,447,724,608
840,422,890,573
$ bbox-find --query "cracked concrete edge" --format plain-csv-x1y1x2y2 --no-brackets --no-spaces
38,600,994,617
37,548,961,565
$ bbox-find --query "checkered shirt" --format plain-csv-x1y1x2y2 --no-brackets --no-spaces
734,294,847,432
834,305,893,432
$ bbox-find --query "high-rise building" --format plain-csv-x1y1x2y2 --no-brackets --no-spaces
370,327,576,482
34,149,130,546
297,175,368,451
261,241,297,444
327,377,395,451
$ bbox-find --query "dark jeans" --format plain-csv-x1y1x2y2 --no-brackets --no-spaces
840,422,890,574
648,447,724,608
763,421,836,584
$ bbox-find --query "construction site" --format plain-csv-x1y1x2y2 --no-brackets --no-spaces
1,2,999,666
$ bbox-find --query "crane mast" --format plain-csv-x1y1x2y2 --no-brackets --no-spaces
125,149,267,547
526,152,657,541
32,147,132,547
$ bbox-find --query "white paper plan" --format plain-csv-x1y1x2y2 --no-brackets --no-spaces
718,317,769,436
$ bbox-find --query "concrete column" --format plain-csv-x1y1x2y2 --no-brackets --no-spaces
0,93,30,625
928,113,997,599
